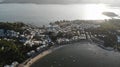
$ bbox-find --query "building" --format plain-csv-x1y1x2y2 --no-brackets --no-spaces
6,30,18,37
0,29,5,37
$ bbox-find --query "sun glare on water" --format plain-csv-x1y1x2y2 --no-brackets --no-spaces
83,4,111,20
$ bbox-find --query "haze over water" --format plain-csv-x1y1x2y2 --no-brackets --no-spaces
0,4,120,26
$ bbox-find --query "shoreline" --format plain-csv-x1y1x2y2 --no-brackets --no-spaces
21,40,93,67
19,40,119,67
21,45,66,67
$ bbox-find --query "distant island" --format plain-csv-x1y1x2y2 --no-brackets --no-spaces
1,19,120,67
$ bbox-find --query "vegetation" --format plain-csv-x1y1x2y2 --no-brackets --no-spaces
0,22,27,33
0,39,40,66
87,19,120,50
0,22,31,67
0,39,25,66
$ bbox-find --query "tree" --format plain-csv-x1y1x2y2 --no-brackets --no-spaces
103,34,117,47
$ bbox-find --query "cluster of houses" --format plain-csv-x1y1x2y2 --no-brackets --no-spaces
23,23,89,59
56,35,86,45
23,34,51,47
27,44,49,57
2,20,103,67
47,20,102,45
4,61,19,67
0,29,19,38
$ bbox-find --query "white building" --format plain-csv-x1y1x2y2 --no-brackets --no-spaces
47,25,60,32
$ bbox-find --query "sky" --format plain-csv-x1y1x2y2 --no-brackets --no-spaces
0,0,118,4
0,0,120,7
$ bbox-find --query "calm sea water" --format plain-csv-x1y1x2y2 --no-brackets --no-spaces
31,41,120,67
0,4,120,26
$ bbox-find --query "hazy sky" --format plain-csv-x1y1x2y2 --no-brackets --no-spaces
0,0,120,7
0,0,118,4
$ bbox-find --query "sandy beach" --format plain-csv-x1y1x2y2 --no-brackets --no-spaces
23,50,52,67
21,45,66,67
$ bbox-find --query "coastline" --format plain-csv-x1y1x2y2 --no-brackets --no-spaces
22,45,66,67
22,40,90,67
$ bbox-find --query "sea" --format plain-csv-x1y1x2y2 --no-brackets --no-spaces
31,41,120,67
0,3,120,26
